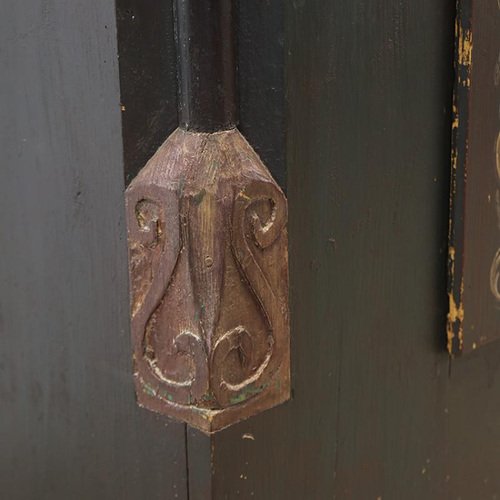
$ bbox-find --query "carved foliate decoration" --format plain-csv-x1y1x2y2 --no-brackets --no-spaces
126,128,290,433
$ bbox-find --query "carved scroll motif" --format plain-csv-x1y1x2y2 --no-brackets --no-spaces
211,181,288,407
126,128,290,433
127,186,208,406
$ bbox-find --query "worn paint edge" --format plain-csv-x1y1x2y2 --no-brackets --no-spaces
447,0,473,355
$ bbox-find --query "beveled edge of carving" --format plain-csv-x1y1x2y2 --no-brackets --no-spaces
135,361,290,434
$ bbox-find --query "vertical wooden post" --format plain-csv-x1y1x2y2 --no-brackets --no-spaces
175,0,238,132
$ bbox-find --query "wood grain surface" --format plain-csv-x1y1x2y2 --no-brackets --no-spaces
5,0,500,498
198,1,500,499
0,1,187,499
125,128,290,433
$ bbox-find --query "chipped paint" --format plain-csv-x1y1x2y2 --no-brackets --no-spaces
457,24,473,67
229,384,268,405
451,103,460,130
447,286,465,353
446,244,465,354
456,21,473,88
446,3,473,355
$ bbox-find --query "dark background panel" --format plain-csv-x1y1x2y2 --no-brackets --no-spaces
238,0,286,190
205,0,500,499
0,2,187,499
327,1,454,497
445,348,500,499
116,0,178,186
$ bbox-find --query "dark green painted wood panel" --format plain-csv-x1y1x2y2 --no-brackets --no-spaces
0,2,187,499
198,1,500,499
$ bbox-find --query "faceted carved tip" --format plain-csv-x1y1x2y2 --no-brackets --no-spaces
125,128,290,433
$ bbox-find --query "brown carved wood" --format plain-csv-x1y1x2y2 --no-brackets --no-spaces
125,128,290,433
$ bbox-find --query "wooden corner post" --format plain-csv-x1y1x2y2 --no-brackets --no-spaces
125,0,290,433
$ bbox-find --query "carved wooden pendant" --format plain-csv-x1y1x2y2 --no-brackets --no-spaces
126,128,290,433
